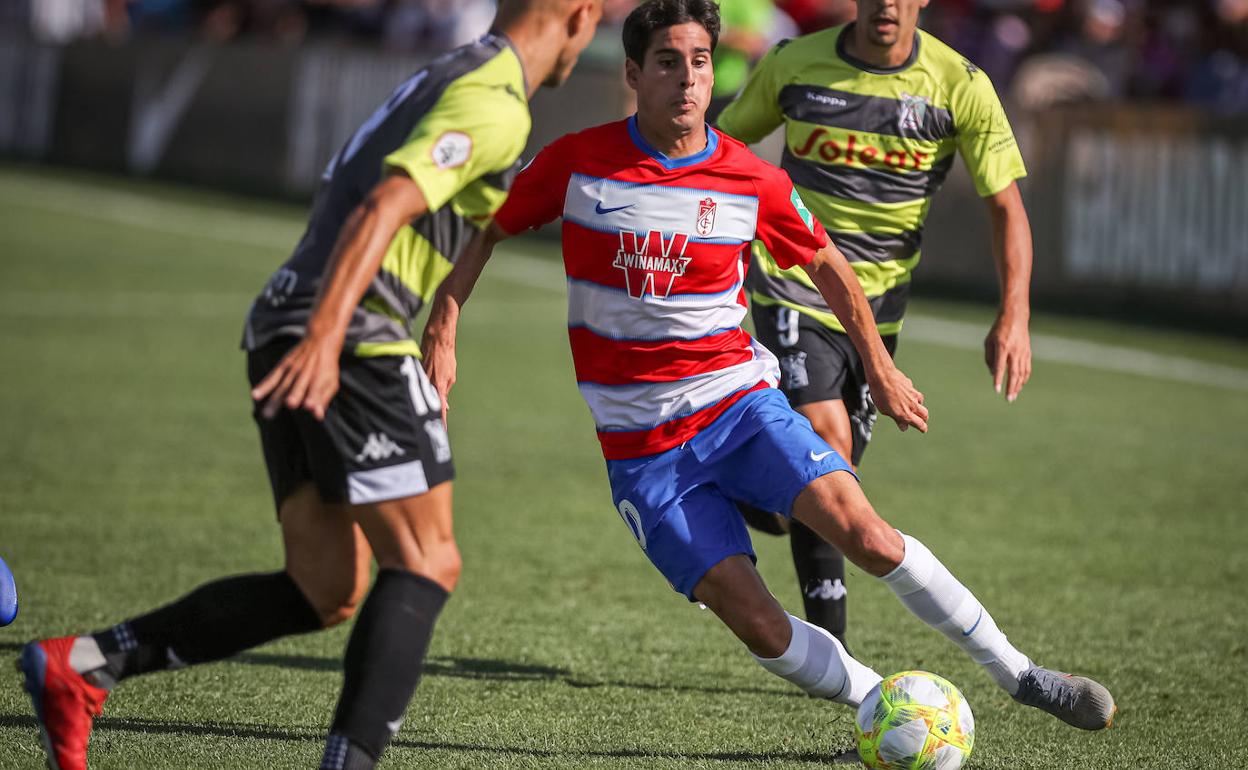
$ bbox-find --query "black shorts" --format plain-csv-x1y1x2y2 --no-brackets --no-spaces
247,339,454,510
752,304,898,466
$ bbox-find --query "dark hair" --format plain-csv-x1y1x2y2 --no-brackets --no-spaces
622,0,721,65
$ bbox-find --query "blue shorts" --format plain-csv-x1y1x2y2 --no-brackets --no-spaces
605,387,856,600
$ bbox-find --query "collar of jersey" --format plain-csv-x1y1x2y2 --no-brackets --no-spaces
485,32,530,96
627,115,720,170
835,23,921,74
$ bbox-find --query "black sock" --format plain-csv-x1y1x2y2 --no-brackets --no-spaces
790,521,849,649
321,734,378,770
323,568,449,768
91,571,322,683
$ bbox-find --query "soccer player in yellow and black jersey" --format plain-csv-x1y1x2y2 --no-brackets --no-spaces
717,0,1035,654
18,3,601,769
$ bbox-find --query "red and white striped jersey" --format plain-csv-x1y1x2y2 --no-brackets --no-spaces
494,117,829,460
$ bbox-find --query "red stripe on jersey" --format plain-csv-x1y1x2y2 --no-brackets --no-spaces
570,327,756,385
596,382,770,460
562,222,746,297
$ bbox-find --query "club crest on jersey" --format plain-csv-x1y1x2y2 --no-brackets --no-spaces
897,92,929,133
614,230,691,299
696,197,717,237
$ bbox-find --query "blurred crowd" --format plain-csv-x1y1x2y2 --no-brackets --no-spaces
14,0,1248,112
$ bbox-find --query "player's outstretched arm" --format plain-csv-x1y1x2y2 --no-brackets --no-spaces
420,221,509,423
251,173,428,420
983,181,1033,402
801,244,929,433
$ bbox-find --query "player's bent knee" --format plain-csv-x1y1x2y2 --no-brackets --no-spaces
402,540,461,593
846,524,904,577
729,606,791,658
287,569,368,628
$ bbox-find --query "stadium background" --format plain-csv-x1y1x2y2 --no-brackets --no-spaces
1,1,1246,768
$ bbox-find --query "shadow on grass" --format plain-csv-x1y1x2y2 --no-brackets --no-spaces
0,642,799,700
0,714,835,764
233,652,801,699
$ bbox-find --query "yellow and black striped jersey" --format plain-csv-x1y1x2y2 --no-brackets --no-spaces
244,34,530,358
717,24,1026,335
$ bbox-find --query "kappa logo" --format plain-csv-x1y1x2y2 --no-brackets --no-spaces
806,90,848,108
696,197,716,236
806,578,847,601
898,92,930,133
613,230,692,299
355,432,405,463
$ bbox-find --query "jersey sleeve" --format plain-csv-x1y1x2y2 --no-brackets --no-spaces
753,168,829,269
491,134,576,235
384,80,528,212
952,67,1027,197
715,42,786,144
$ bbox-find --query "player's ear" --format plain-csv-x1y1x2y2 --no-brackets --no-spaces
624,57,642,90
566,1,588,38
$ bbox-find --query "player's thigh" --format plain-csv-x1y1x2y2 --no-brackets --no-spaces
307,351,458,586
607,454,755,602
791,472,902,577
279,482,371,626
693,554,790,657
350,480,459,591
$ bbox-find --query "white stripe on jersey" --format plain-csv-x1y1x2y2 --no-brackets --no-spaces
568,276,747,341
579,340,779,431
565,173,759,245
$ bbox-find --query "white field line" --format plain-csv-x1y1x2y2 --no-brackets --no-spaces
3,171,1246,392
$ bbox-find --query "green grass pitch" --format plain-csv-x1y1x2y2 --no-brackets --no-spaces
0,165,1245,768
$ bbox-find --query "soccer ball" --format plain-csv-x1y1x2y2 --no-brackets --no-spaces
855,671,974,770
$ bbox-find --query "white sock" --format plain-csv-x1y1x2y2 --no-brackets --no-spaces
69,636,108,674
881,533,1031,694
752,613,882,707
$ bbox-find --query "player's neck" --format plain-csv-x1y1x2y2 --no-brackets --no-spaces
845,22,916,70
634,114,709,160
496,17,563,98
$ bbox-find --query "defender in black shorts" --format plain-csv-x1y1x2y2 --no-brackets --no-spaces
741,305,897,650
17,5,603,770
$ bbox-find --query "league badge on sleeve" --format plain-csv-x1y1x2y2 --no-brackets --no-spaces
0,555,17,627
696,197,716,237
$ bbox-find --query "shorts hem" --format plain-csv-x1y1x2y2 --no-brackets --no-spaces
672,547,757,602
779,463,858,518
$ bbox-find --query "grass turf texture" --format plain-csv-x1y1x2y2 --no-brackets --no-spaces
0,165,1246,769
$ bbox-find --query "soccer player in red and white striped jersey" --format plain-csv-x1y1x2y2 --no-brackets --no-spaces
422,0,1115,732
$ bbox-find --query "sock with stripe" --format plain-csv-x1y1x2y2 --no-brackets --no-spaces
321,568,449,769
880,533,1031,694
752,613,881,707
70,571,322,689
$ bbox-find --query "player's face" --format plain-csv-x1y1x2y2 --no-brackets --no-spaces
546,0,605,88
856,0,929,48
625,22,714,135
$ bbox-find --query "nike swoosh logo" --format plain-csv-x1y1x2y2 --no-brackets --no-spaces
962,608,984,637
809,450,834,461
595,201,634,215
386,718,404,734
